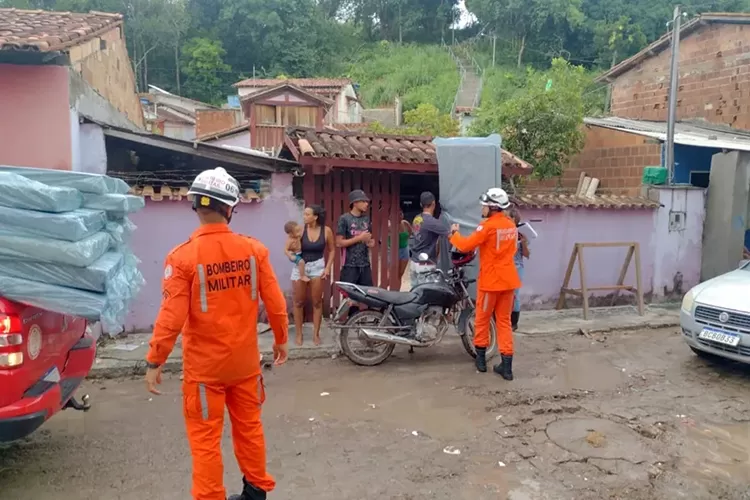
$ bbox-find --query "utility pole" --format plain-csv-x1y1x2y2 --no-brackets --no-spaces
665,5,683,184
492,34,497,67
451,8,456,45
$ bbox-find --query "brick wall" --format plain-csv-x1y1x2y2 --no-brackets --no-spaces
195,109,243,137
611,23,750,128
526,126,662,196
69,27,144,128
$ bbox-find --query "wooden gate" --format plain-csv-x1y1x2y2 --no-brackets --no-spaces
303,168,403,315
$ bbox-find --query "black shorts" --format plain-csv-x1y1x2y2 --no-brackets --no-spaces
339,265,374,286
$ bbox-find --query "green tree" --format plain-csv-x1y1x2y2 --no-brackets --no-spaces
471,59,592,179
181,37,231,104
466,0,584,67
368,103,459,137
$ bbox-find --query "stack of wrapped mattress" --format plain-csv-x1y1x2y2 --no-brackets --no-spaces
0,166,146,333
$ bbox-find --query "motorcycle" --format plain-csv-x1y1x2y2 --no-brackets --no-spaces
332,250,498,366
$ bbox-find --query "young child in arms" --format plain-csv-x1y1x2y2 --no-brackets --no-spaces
284,221,309,282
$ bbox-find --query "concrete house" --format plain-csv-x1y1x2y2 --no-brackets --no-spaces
0,8,143,172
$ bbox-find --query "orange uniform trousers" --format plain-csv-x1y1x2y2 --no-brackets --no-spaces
474,289,515,355
183,374,274,500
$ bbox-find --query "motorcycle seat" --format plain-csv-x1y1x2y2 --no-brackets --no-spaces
362,287,418,305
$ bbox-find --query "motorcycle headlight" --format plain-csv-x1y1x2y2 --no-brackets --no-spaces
681,290,696,313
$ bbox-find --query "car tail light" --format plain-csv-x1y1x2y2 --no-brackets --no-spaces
0,312,23,369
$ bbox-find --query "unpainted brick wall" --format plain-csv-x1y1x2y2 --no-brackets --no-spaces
69,27,144,128
610,23,750,128
526,126,661,196
195,109,243,138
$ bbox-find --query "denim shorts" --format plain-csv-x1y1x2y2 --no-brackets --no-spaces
291,257,326,281
398,247,409,260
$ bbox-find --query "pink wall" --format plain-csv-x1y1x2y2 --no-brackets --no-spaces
519,208,657,308
124,174,302,332
0,64,72,170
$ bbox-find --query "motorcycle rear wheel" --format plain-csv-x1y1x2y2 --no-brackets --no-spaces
340,310,396,366
460,311,498,361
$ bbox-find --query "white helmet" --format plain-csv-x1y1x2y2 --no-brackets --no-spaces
480,187,510,209
187,167,241,207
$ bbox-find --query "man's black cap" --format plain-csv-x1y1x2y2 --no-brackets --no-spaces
349,189,370,204
420,191,436,207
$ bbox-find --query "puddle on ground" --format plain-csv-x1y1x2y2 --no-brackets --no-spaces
463,454,521,499
552,354,627,392
682,421,750,482
268,373,493,440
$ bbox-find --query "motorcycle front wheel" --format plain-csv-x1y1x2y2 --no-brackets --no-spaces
460,310,498,361
340,310,396,366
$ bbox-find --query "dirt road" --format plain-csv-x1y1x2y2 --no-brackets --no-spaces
2,327,750,500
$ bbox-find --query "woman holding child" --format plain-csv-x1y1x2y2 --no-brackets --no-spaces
284,205,335,346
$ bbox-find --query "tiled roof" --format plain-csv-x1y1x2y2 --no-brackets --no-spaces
510,193,661,210
234,77,351,90
128,185,263,203
0,8,123,52
284,127,533,175
240,82,334,107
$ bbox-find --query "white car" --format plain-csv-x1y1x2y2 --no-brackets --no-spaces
681,260,750,363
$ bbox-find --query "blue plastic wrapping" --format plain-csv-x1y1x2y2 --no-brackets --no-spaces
0,252,124,293
82,193,145,217
0,172,82,212
0,169,145,333
0,166,130,194
0,205,106,242
0,261,145,332
0,275,111,327
0,232,110,267
104,216,137,247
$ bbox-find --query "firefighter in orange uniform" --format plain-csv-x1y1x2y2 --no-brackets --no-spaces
450,187,520,379
144,167,289,500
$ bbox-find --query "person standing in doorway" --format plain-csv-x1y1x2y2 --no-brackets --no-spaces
398,210,412,281
410,191,451,285
336,189,375,287
508,207,530,331
290,204,335,346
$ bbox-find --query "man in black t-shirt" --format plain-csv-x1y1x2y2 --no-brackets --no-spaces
336,189,374,286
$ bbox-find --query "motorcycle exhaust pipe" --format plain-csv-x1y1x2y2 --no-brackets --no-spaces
361,328,422,347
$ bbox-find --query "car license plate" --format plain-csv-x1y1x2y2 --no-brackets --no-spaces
698,327,740,347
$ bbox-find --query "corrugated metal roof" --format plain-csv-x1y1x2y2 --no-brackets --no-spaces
584,117,750,152
511,193,660,210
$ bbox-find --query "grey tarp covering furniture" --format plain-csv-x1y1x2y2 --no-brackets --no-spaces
434,134,503,300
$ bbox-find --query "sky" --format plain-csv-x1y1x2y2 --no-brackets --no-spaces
455,0,478,29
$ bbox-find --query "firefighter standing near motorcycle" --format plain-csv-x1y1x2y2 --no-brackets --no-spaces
450,187,520,379
144,167,289,500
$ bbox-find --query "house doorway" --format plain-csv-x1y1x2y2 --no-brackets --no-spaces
400,173,439,221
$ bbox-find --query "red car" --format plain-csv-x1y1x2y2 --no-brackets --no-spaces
0,297,96,442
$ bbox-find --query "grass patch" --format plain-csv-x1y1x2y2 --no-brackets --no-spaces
347,42,460,113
